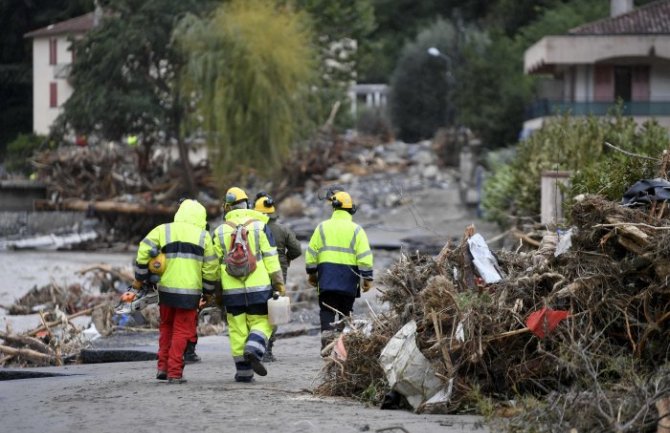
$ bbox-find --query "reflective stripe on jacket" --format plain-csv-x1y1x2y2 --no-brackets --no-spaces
213,208,281,307
134,200,219,309
305,209,373,296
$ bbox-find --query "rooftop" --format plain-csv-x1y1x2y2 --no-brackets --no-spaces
24,12,95,39
569,0,670,35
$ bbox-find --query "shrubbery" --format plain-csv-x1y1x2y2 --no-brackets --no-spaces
482,113,670,227
5,133,46,175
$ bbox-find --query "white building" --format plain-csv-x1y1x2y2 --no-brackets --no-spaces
24,13,95,135
523,0,670,135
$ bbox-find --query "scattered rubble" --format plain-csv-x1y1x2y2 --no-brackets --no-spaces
316,194,670,432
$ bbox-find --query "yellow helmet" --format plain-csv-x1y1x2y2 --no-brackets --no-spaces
225,187,248,205
254,192,275,214
149,253,166,275
331,191,355,210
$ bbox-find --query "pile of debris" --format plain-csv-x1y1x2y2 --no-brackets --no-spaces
316,194,670,432
0,307,98,367
28,143,220,244
0,263,231,367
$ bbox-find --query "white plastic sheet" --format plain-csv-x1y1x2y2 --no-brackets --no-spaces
379,320,443,409
467,233,502,284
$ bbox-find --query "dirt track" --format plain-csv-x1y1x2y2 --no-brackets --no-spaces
0,333,487,433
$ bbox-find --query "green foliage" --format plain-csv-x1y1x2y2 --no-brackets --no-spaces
290,0,375,129
454,33,531,149
389,19,484,142
5,133,46,175
58,0,214,142
482,113,670,227
455,0,608,150
176,0,318,187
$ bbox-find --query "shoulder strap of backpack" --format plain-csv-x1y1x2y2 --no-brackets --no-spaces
224,221,238,230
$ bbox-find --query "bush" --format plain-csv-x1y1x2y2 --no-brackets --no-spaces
482,113,670,227
389,19,458,143
5,133,46,175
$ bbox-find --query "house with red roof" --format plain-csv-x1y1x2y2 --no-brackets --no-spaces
523,0,670,136
24,12,96,135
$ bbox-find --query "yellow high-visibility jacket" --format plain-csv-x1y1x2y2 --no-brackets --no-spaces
134,199,219,309
305,209,373,296
213,209,281,307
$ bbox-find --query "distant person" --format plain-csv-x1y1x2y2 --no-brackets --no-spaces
253,191,302,361
305,190,374,350
212,187,285,382
126,199,218,384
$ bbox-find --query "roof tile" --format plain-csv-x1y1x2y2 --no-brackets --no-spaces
569,0,670,35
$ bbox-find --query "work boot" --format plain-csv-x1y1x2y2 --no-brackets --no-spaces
183,341,201,364
244,352,267,377
262,350,276,362
262,338,276,362
234,375,255,383
167,377,187,384
156,370,167,380
320,330,337,351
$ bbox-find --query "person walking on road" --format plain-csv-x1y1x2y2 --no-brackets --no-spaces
305,190,374,350
213,187,285,382
253,191,302,361
128,199,218,384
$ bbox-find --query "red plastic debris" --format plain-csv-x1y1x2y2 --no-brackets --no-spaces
526,307,570,338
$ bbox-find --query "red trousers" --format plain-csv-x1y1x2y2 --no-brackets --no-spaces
157,305,198,379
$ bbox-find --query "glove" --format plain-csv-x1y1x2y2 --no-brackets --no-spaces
198,295,212,310
308,273,318,287
121,291,137,302
131,279,143,289
362,279,373,293
269,271,286,296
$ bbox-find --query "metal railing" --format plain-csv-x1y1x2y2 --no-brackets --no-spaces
526,100,670,119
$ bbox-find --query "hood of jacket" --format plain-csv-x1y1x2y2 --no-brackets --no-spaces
225,208,269,224
174,199,207,229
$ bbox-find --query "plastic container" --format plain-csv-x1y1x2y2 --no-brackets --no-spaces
268,295,291,325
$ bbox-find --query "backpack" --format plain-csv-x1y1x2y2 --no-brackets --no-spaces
224,220,257,278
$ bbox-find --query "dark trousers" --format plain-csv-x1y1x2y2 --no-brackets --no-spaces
318,291,355,332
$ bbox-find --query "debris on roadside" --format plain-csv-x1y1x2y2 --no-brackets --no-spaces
316,194,670,431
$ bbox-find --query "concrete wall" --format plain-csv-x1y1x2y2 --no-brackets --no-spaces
0,181,46,211
0,211,86,238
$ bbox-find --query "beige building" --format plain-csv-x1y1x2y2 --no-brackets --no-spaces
24,13,95,135
523,0,670,135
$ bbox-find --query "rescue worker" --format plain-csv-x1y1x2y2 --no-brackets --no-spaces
213,187,285,382
129,199,218,384
253,191,302,361
305,190,374,350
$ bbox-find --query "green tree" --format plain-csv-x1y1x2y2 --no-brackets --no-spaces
175,0,318,188
56,0,215,194
389,19,484,142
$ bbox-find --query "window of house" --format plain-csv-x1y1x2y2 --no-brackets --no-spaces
50,82,58,108
49,38,57,65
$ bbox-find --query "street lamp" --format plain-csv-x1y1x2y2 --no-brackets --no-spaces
427,46,455,125
427,47,453,81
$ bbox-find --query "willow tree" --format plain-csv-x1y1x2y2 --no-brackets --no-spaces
175,0,318,186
